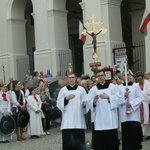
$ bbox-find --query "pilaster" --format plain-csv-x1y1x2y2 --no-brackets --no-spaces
47,9,69,48
34,0,71,76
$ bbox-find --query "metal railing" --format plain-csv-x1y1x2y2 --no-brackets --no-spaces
58,49,72,76
113,41,145,73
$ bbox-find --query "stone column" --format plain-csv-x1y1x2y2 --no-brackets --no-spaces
145,0,150,71
34,0,71,76
6,18,29,80
33,0,52,73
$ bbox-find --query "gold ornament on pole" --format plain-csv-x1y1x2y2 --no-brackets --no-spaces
84,14,107,73
124,57,132,115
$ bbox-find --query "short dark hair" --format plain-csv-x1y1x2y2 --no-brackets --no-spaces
96,69,105,75
67,72,76,77
29,87,36,95
116,70,121,74
23,80,29,86
12,80,20,90
136,72,144,78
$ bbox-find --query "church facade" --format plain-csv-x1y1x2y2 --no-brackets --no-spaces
0,0,149,82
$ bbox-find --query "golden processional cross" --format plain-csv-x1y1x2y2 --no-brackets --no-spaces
84,14,107,63
84,14,107,75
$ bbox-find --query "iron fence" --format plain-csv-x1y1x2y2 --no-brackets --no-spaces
58,49,72,76
113,41,145,74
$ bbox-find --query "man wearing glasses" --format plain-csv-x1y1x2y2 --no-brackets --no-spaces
88,69,119,150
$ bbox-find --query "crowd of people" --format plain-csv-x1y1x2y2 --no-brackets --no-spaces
0,74,64,143
56,69,150,150
0,67,150,150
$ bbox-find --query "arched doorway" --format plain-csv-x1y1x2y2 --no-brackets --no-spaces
8,0,35,80
66,0,83,76
120,0,145,72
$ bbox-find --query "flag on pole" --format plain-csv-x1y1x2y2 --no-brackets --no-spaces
139,9,150,33
79,21,87,42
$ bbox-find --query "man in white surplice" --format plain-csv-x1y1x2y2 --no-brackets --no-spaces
136,72,150,139
118,71,143,150
87,69,119,150
57,72,89,150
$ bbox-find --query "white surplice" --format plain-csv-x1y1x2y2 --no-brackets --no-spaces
138,80,150,124
87,83,119,131
27,95,43,136
0,91,12,142
57,85,89,130
118,83,142,123
138,80,150,136
118,82,143,150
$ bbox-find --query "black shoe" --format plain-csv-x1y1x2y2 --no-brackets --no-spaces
35,135,39,138
145,136,150,140
31,135,36,139
1,140,9,143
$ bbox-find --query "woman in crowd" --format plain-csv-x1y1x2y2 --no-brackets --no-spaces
6,81,13,105
22,80,30,101
0,84,12,143
33,71,40,80
11,80,26,141
27,87,43,138
38,82,51,135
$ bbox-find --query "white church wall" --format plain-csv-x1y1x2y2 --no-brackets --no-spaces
33,0,50,49
47,9,69,48
34,49,53,75
16,55,29,81
1,0,149,82
8,19,27,55
0,55,11,83
34,48,72,77
33,0,69,77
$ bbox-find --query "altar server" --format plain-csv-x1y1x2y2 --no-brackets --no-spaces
87,69,119,150
57,72,89,150
118,71,143,150
136,72,150,139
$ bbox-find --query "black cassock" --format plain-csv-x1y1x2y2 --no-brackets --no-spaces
57,85,88,150
62,129,86,150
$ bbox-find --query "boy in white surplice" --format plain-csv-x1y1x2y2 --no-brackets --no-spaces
57,72,89,150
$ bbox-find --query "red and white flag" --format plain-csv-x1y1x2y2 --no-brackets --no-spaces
79,21,87,42
139,9,150,33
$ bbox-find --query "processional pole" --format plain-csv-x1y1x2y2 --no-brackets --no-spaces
83,14,107,75
124,57,132,115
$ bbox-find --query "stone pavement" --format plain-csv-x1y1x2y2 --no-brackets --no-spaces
0,127,150,150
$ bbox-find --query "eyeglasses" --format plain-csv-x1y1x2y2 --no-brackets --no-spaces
97,74,105,77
